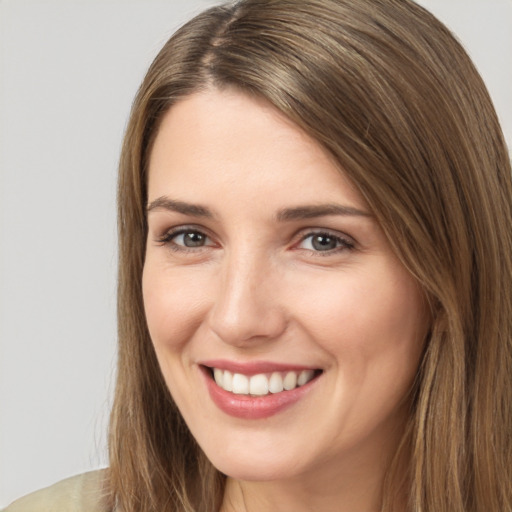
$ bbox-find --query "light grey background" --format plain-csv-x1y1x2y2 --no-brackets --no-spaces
0,0,510,507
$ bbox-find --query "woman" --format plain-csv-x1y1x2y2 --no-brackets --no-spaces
6,0,511,511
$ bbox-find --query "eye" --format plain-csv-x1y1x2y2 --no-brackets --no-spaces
174,231,209,248
157,227,214,250
298,231,354,253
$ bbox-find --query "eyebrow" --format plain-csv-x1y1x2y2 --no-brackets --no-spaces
146,197,371,221
275,204,371,221
146,197,214,218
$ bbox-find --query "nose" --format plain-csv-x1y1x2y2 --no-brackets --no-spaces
208,250,287,347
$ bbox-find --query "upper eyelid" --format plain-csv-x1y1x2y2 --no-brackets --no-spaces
154,225,213,246
295,227,356,244
296,233,355,252
299,231,352,243
156,224,211,237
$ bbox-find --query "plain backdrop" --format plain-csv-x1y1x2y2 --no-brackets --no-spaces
0,0,510,507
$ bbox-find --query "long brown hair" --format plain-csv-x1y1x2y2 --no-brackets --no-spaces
108,1,512,510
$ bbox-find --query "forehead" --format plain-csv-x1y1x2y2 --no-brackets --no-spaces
147,88,366,212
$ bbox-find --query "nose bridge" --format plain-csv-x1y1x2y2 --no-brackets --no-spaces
209,243,286,345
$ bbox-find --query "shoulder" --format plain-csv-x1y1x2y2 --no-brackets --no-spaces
3,469,110,512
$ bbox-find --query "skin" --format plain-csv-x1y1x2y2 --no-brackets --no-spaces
143,88,428,512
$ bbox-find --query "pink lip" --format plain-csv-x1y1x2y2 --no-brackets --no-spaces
199,363,321,420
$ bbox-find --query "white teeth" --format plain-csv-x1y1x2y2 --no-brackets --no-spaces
283,371,297,390
269,372,284,393
232,373,249,394
223,370,233,392
298,369,315,386
213,368,223,386
211,368,317,396
249,374,269,396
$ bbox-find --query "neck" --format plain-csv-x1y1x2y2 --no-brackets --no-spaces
221,474,381,512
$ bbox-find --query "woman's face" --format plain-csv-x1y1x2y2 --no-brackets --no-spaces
143,88,428,484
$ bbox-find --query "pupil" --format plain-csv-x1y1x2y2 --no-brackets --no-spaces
184,232,205,247
312,235,336,251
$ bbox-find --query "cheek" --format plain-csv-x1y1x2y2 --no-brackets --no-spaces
142,261,211,352
297,267,426,437
142,261,216,418
290,264,426,374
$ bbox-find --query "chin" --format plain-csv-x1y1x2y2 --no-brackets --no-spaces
193,430,304,482
210,454,300,482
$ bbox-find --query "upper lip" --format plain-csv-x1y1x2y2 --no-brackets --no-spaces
199,359,321,376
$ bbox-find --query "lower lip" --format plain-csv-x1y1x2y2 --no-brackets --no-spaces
201,367,320,420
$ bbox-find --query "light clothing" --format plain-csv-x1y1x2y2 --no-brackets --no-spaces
3,470,109,512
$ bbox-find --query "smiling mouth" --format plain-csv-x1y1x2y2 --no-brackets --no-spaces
206,367,322,397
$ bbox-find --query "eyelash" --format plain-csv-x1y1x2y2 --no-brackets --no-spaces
296,230,355,255
155,227,355,255
156,227,214,252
